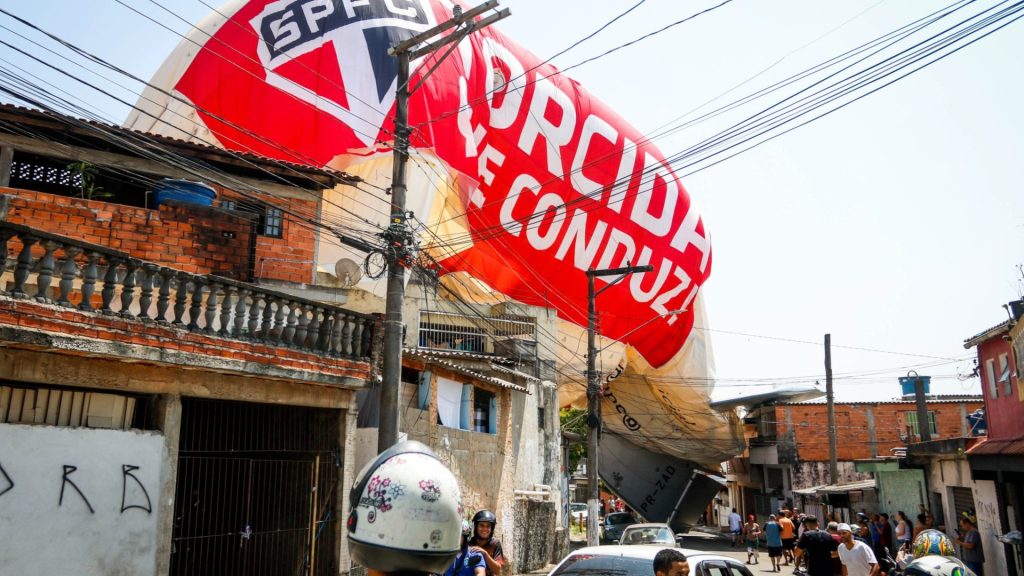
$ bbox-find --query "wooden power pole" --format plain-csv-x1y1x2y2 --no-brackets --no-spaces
585,265,651,545
379,1,509,453
825,334,837,485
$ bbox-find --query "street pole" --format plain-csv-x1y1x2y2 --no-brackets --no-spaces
825,334,837,485
913,371,931,442
379,1,509,453
585,264,652,546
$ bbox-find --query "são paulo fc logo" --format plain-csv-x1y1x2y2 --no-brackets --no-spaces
250,0,436,145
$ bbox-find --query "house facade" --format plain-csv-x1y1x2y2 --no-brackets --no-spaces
0,104,563,574
965,304,1024,575
0,112,376,575
741,397,982,523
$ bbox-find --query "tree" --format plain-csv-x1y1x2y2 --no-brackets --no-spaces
561,407,588,474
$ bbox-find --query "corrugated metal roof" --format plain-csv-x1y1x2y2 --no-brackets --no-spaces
793,479,876,495
0,103,357,185
783,397,982,406
403,348,529,392
963,319,1013,349
966,437,1024,456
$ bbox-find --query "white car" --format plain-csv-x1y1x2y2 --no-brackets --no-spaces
548,545,754,576
569,502,589,522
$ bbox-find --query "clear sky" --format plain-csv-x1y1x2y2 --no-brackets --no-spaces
2,0,1021,402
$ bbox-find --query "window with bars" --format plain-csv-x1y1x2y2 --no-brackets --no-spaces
474,388,495,434
905,411,937,437
221,200,283,237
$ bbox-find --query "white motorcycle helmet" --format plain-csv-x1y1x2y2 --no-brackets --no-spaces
904,555,976,576
347,441,463,574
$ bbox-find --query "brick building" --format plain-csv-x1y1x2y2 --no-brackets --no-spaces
743,397,982,522
0,104,563,573
0,104,375,576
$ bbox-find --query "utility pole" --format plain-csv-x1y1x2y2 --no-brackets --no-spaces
379,1,509,453
825,334,837,485
912,370,931,442
585,264,652,546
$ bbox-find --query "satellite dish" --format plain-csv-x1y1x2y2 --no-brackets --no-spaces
334,258,363,288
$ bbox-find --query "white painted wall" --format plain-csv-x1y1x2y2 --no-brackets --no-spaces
927,458,1006,576
0,423,167,575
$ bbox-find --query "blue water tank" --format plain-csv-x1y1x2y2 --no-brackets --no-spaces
153,179,217,207
899,375,931,396
967,409,987,436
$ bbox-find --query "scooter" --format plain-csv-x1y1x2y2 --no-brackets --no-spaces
880,546,904,576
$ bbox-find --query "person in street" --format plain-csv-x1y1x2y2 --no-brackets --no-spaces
729,508,743,548
827,522,844,576
836,523,880,576
795,510,806,539
468,509,505,576
346,440,463,576
445,521,486,576
912,513,929,540
794,516,839,576
955,512,984,576
765,514,784,572
743,514,762,565
653,548,690,576
894,511,912,551
779,509,797,565
876,513,894,559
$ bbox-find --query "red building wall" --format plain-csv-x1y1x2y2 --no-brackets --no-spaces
775,400,984,462
975,335,1023,440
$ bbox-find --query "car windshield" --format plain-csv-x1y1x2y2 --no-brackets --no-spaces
570,504,587,512
621,527,674,544
550,555,652,576
606,513,635,525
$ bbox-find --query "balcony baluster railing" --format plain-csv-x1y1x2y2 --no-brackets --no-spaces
0,221,374,360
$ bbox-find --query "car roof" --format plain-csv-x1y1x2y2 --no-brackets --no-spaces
565,545,737,563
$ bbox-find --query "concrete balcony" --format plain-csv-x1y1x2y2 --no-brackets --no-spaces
0,220,377,386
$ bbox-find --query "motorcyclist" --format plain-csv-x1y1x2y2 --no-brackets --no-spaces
469,509,506,575
445,520,486,576
347,440,464,576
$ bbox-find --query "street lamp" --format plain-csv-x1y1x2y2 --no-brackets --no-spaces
585,264,652,546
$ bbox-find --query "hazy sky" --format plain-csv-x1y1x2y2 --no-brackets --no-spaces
2,0,1021,402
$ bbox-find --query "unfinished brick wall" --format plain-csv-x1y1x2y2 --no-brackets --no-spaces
215,186,319,285
2,187,320,284
2,188,252,279
776,400,983,462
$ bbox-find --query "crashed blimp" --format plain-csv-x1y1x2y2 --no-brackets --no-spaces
127,0,744,531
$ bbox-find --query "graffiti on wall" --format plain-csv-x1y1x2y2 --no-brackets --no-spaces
0,460,153,515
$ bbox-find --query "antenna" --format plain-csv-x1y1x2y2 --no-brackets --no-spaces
334,258,363,288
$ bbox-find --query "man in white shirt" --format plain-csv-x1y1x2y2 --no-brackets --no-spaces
836,523,879,576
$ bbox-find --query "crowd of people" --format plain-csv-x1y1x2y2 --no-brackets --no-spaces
727,505,984,576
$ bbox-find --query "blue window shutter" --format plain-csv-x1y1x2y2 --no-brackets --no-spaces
460,384,473,430
489,396,498,435
418,371,431,410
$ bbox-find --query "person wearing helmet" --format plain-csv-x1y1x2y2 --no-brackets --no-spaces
347,440,464,576
444,521,486,576
911,529,958,559
469,509,506,576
